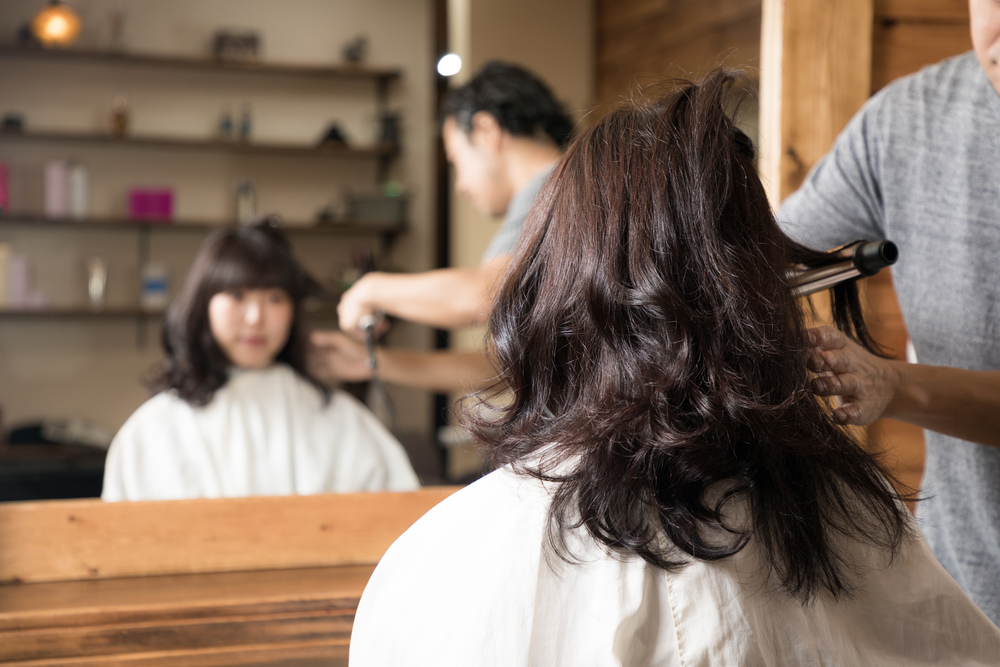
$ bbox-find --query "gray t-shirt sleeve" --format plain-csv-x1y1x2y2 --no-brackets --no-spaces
481,208,524,263
777,92,890,251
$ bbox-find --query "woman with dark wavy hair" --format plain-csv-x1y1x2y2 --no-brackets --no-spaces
350,73,1000,665
102,220,418,501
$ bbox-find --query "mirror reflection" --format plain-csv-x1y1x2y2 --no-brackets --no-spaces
100,221,420,501
0,0,761,505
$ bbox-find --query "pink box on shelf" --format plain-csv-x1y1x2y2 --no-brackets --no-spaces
128,188,173,221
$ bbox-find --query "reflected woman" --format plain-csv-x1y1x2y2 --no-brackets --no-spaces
102,221,418,502
350,73,1000,664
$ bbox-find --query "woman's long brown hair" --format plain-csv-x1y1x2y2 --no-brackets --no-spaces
150,220,327,406
468,71,910,601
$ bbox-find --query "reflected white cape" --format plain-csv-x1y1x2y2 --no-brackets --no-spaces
102,364,419,501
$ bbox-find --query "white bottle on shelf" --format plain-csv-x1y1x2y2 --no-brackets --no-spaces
7,253,30,308
69,163,89,220
140,261,170,311
0,243,10,306
235,180,256,224
44,160,70,218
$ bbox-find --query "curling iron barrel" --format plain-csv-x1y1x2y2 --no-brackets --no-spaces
789,240,898,297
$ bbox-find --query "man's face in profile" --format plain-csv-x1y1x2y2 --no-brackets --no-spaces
443,115,511,218
971,0,1000,95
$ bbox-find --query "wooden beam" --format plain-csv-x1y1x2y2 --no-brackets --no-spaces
0,488,459,584
759,0,875,205
872,21,972,91
874,0,968,22
597,11,761,104
596,0,762,106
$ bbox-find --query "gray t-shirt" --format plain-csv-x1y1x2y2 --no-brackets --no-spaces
481,166,554,263
779,51,1000,624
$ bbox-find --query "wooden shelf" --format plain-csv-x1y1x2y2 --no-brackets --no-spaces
0,215,405,235
0,307,164,318
0,303,338,319
0,45,402,83
0,565,367,665
0,130,396,158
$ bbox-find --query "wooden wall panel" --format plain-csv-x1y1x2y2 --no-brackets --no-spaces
759,0,874,202
874,0,969,21
596,0,761,106
872,21,971,91
0,487,458,584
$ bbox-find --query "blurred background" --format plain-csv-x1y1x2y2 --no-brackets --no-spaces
0,0,763,497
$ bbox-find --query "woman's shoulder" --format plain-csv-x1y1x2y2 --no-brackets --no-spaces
383,465,548,560
118,390,193,431
351,467,551,661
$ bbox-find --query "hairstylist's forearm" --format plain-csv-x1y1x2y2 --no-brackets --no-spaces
372,269,490,327
339,260,508,333
885,363,1000,449
376,348,498,393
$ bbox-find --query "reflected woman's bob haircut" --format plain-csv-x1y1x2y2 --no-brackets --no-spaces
468,71,911,601
150,219,327,406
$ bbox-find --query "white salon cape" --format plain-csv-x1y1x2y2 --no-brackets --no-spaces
351,465,1000,666
102,364,419,501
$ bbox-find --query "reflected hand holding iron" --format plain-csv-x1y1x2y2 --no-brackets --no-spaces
308,330,374,383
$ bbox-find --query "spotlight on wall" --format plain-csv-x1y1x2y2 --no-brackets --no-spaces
31,0,82,48
436,53,462,77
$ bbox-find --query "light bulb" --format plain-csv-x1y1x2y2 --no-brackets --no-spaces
31,1,82,48
437,54,462,77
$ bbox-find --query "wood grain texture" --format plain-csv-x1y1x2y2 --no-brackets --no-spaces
874,0,968,21
759,0,874,204
872,21,972,91
0,639,347,667
1,612,353,662
0,487,458,584
0,566,373,632
0,567,367,665
596,0,761,105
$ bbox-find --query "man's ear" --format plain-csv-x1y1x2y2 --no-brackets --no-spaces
470,111,504,153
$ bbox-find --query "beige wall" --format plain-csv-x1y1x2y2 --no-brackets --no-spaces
0,0,436,435
446,0,595,353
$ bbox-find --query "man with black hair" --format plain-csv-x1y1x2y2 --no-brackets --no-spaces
311,62,571,392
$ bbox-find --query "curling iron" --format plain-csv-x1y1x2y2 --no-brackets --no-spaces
358,312,397,432
789,240,898,297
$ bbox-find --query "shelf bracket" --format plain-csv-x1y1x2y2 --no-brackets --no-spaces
135,227,151,349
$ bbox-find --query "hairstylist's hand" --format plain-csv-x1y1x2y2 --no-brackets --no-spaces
309,330,374,383
806,325,903,426
338,273,387,337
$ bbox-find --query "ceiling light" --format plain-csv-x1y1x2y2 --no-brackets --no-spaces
437,54,461,77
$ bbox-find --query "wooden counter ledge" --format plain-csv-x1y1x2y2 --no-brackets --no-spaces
0,488,459,666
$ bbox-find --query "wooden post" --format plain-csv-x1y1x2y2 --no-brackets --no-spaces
759,0,874,206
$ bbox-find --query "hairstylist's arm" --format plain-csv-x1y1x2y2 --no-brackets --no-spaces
337,255,510,333
808,325,1000,448
309,331,497,393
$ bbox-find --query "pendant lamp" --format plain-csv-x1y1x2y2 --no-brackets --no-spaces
31,0,82,48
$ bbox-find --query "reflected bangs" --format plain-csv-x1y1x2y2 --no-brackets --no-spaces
202,233,309,300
